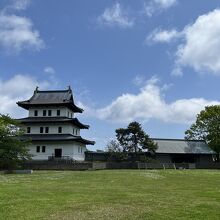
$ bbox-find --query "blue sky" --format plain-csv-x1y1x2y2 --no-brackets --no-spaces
1,0,220,150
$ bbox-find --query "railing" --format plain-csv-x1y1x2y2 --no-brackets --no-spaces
137,162,196,169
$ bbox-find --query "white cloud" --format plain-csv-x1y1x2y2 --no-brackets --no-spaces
143,0,177,17
0,13,44,53
0,0,44,53
146,28,180,44
145,9,220,76
132,75,146,86
0,75,50,118
98,2,134,28
44,66,55,75
154,0,177,9
43,66,59,87
94,77,219,124
10,0,31,11
176,9,220,75
171,66,183,77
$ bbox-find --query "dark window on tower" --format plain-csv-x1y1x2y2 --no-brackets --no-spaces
43,110,47,116
27,127,31,133
58,127,62,133
57,110,60,116
71,113,73,118
36,146,40,153
42,146,46,153
68,111,69,118
40,127,44,133
48,110,52,116
34,110,38,116
45,127,49,133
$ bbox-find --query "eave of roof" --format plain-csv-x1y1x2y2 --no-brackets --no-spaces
17,117,89,129
17,102,83,113
21,134,95,145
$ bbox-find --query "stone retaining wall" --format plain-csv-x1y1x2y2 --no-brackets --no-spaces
22,161,92,170
20,161,220,170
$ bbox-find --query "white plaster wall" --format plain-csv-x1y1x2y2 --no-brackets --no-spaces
29,107,75,118
29,141,86,161
24,124,80,135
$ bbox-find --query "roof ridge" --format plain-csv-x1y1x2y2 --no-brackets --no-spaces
36,89,71,93
152,138,206,142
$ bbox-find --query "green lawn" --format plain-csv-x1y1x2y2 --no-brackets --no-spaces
0,170,220,220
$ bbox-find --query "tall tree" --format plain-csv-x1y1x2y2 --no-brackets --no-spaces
115,121,157,153
106,140,126,162
185,105,220,160
0,114,31,170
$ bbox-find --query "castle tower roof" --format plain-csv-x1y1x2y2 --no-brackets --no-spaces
17,87,83,113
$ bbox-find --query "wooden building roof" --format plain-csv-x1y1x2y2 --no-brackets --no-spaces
153,138,216,154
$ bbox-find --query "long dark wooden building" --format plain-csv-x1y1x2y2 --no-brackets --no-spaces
153,138,216,163
85,138,216,163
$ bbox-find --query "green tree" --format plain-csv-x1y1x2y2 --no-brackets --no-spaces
0,114,31,170
106,140,122,152
115,121,157,153
185,105,220,160
106,140,126,162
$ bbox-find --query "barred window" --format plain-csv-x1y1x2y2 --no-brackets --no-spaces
42,146,46,153
57,110,60,116
27,127,31,133
36,146,40,153
34,110,38,116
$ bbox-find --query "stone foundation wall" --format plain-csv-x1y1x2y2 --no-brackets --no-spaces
22,161,92,170
21,161,220,170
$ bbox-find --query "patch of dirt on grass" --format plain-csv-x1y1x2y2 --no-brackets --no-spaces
50,203,149,220
138,170,165,179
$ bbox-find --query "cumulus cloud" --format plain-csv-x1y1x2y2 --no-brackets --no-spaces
0,0,44,53
146,28,181,44
147,9,220,76
0,75,51,118
94,77,219,124
0,14,44,53
176,9,220,75
143,0,177,17
98,2,134,28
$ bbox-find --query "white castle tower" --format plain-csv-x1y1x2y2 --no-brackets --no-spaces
17,86,94,161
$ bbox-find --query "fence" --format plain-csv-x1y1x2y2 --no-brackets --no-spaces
21,160,220,170
92,162,220,170
22,160,92,170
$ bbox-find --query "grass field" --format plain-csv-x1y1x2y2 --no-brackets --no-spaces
1,170,220,220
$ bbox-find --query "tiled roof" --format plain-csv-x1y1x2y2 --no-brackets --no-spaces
17,87,83,113
21,134,95,145
17,117,89,129
153,138,216,154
